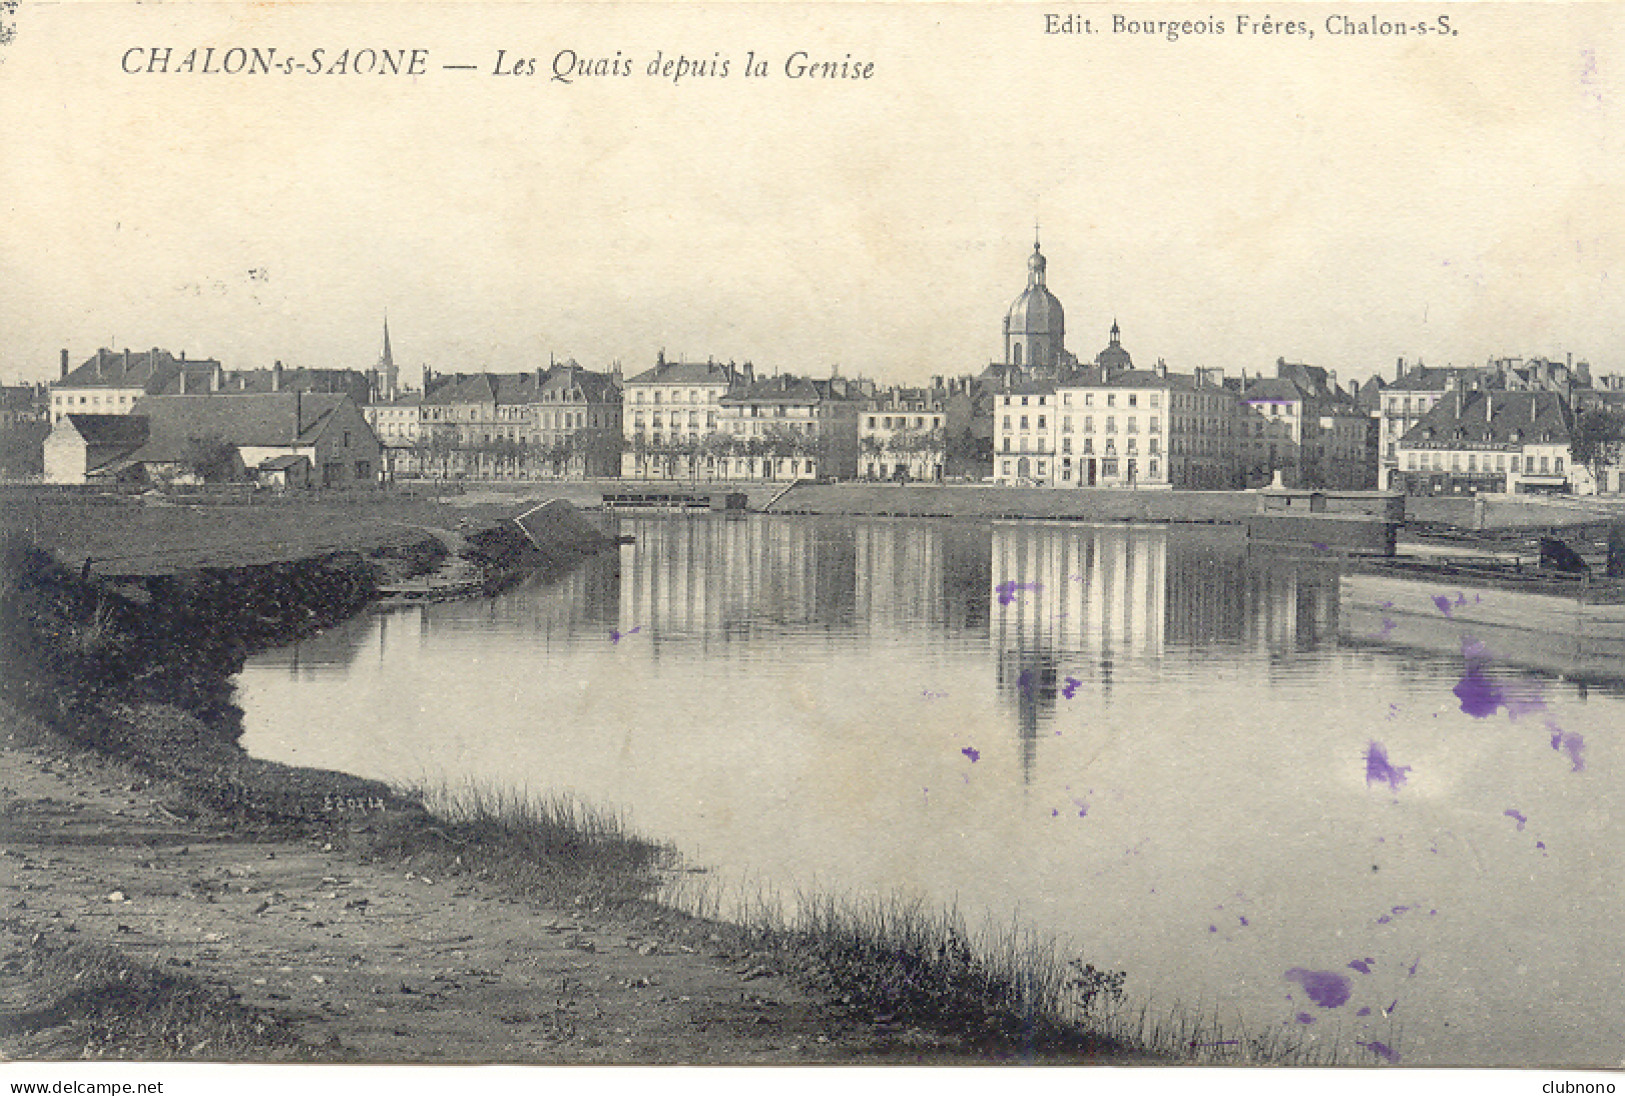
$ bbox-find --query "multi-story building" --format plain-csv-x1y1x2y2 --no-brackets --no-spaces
860,386,948,481
1238,359,1371,489
1395,388,1574,495
711,373,860,481
1374,360,1494,489
991,381,1060,486
49,348,221,424
400,364,621,479
621,355,740,480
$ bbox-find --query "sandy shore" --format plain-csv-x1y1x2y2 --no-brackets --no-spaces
0,729,965,1063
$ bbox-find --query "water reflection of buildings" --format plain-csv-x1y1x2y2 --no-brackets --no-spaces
989,525,1342,776
618,515,993,650
617,516,856,648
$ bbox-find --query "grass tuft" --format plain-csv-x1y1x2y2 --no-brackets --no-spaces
362,779,680,909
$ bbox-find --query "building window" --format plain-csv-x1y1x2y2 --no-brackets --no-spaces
1127,417,1137,433
1002,460,1012,475
1105,416,1115,433
1107,394,1117,407
1037,416,1046,430
1062,416,1072,432
1128,394,1138,407
1003,438,1011,453
1149,416,1160,433
1020,415,1029,429
1085,393,1094,407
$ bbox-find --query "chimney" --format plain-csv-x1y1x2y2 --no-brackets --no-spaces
272,361,283,392
422,366,431,393
59,349,68,380
178,369,187,395
122,349,131,373
96,348,106,377
180,351,186,363
211,363,222,392
536,367,545,388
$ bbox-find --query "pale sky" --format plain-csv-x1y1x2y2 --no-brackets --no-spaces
3,2,1623,388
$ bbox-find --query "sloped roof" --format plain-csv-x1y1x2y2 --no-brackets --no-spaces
624,360,738,387
60,349,215,393
722,375,825,405
1398,389,1572,448
126,393,351,462
62,413,150,448
1388,365,1495,394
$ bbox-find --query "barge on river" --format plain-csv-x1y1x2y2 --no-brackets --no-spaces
1340,554,1625,681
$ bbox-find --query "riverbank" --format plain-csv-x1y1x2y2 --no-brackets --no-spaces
0,510,1149,1063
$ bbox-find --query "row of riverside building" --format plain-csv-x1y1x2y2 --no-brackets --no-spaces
28,239,1625,492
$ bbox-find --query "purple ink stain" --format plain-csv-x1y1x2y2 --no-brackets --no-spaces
609,625,642,643
1376,617,1397,637
1283,968,1352,1009
1238,916,1249,927
1504,808,1528,831
1061,676,1082,699
961,747,980,763
1348,958,1376,975
1537,841,1546,851
1051,808,1059,818
1358,1040,1401,1064
1456,639,1545,719
1376,915,1391,925
1016,670,1035,695
1208,925,1218,934
1365,741,1411,790
1356,1007,1371,1017
1432,595,1454,617
1296,1013,1315,1025
995,580,1041,606
1549,726,1587,772
1407,958,1420,977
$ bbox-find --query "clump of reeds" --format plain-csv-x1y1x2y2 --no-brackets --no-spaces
664,878,1381,1065
369,779,680,909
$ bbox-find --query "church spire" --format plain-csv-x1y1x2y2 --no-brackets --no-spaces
380,315,394,370
375,314,398,401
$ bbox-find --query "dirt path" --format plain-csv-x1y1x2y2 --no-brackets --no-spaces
0,741,923,1063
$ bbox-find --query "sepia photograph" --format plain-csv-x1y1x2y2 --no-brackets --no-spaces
1,1,1623,1087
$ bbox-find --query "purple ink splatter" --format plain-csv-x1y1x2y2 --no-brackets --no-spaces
1358,1040,1401,1064
1208,924,1218,933
1348,958,1375,975
1365,741,1411,790
1296,1013,1314,1024
1549,725,1586,772
609,625,642,643
1356,1007,1371,1017
1504,808,1528,831
995,580,1041,606
1016,670,1035,694
1283,968,1352,1009
961,747,980,763
1238,916,1249,927
1061,676,1082,699
1456,640,1545,719
1432,595,1454,617
1376,617,1398,637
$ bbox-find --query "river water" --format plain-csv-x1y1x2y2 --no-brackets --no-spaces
236,514,1623,1067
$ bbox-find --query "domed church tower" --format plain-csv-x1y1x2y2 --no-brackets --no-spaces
1003,233,1066,373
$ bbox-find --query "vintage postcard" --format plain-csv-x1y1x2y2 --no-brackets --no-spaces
1,1,1623,1090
